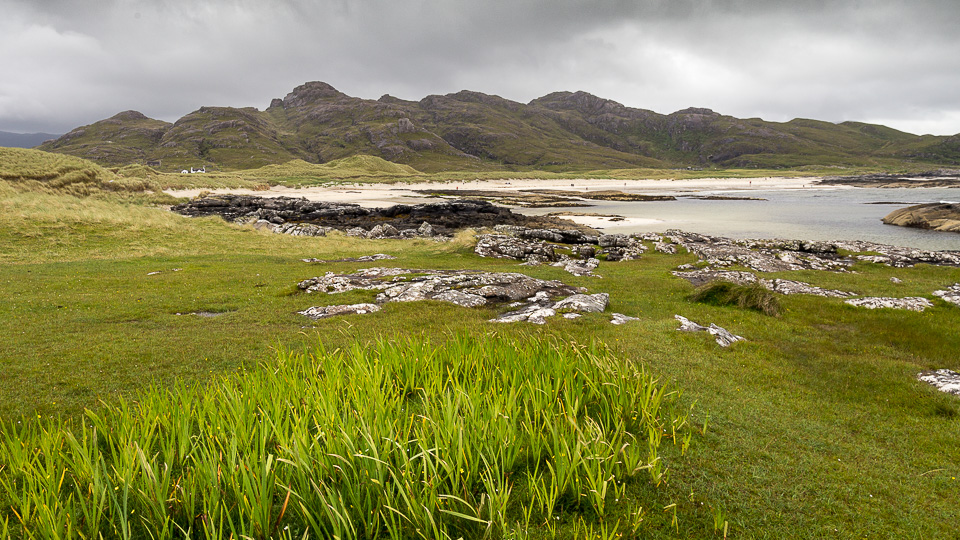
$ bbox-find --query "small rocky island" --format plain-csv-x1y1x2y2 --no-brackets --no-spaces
882,202,960,233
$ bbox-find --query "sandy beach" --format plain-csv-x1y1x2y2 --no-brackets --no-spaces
167,176,821,203
165,176,828,229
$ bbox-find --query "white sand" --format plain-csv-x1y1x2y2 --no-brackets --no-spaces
165,176,826,209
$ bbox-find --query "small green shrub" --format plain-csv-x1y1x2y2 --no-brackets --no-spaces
689,280,781,316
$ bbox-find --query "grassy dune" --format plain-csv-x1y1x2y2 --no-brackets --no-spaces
1,152,959,537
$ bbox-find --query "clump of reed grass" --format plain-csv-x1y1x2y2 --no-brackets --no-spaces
690,280,781,316
0,333,695,538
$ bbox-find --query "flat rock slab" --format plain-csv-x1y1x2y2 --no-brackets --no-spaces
298,268,581,306
672,269,855,298
611,313,639,325
491,293,610,325
844,297,934,311
933,284,960,306
666,230,960,270
302,254,397,263
883,203,960,233
675,315,744,347
299,303,381,319
917,369,960,396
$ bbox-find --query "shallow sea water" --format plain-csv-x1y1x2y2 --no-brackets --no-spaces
521,187,960,251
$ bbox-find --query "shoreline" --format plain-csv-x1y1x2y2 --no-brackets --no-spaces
165,176,831,209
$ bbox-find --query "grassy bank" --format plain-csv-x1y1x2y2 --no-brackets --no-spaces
1,154,959,536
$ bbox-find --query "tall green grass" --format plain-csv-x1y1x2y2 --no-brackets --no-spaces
0,333,693,539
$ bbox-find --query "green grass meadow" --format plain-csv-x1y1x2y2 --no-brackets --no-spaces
1,149,959,538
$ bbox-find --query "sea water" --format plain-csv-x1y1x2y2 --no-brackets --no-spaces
521,187,960,251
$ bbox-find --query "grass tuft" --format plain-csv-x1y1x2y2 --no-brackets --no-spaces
689,280,781,316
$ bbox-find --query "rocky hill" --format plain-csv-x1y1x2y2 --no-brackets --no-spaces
39,81,960,172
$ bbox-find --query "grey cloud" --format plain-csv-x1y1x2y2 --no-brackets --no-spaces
1,0,959,135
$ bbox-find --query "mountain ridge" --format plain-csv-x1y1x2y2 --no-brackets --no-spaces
0,130,62,148
37,81,960,172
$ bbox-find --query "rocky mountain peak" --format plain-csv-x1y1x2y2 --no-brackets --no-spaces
673,107,718,116
109,110,150,122
530,91,626,116
278,81,346,108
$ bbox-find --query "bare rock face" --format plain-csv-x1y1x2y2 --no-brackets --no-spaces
844,297,934,311
397,117,417,133
917,369,960,396
882,203,960,233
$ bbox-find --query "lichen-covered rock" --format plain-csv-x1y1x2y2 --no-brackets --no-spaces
610,313,639,325
553,256,600,277
654,241,677,254
302,254,396,263
675,315,744,347
672,270,759,287
917,369,960,396
671,269,854,298
666,230,851,272
299,303,381,319
844,297,934,311
367,223,400,238
765,279,855,298
475,234,556,262
553,293,609,313
298,268,580,307
933,284,960,306
490,305,558,325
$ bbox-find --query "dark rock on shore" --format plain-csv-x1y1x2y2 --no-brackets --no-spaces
819,171,960,188
882,203,960,233
171,195,594,237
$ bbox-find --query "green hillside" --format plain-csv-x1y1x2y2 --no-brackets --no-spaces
37,81,960,172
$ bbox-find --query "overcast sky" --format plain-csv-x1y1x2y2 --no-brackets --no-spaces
2,0,958,136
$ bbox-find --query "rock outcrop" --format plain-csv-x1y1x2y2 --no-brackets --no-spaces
917,369,960,396
844,297,934,311
665,230,960,269
671,269,856,298
882,203,960,233
933,284,960,306
173,196,591,238
675,315,744,347
299,303,381,319
295,268,628,325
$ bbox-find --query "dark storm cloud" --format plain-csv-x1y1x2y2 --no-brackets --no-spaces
2,0,958,135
